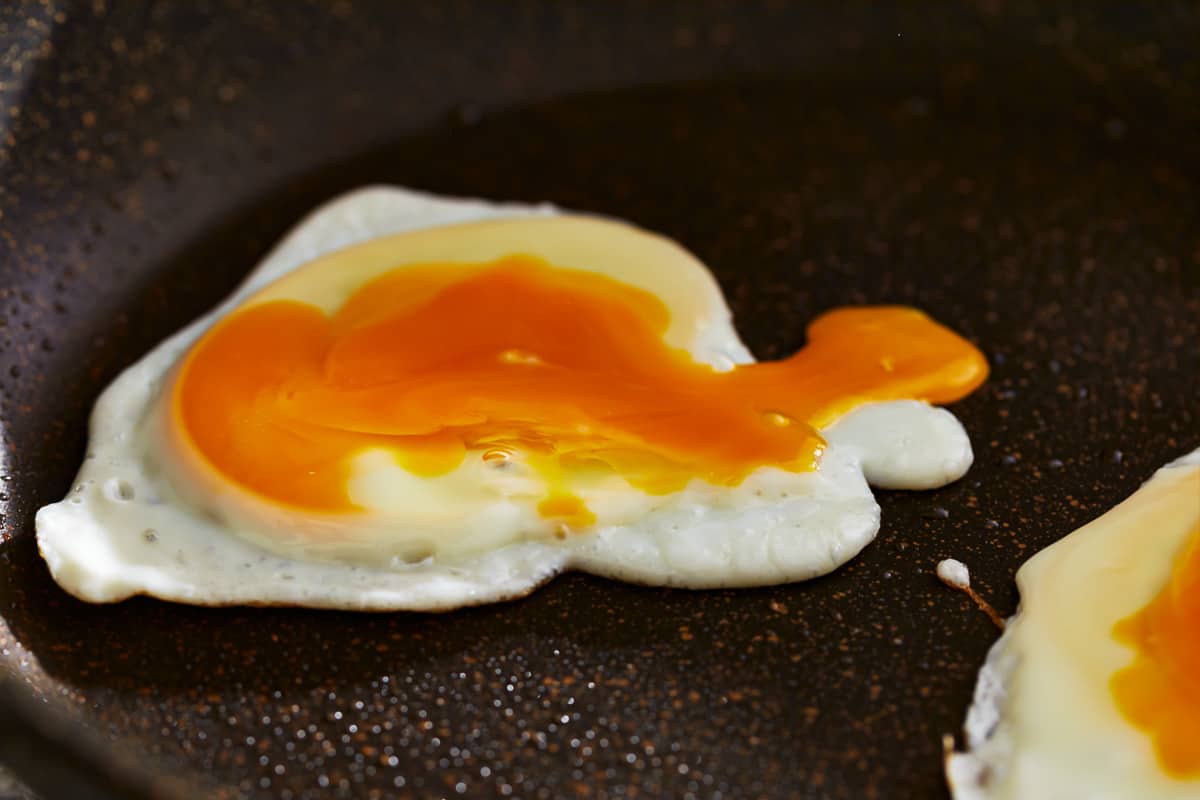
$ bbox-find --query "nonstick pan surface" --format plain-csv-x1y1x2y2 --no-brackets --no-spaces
1,2,1198,798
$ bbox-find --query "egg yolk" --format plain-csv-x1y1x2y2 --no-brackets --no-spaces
172,255,987,523
1111,523,1200,778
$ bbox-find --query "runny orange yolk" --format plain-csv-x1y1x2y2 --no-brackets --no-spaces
1111,523,1200,778
171,255,987,523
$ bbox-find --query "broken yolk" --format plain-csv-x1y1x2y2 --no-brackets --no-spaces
1111,523,1200,778
171,255,987,524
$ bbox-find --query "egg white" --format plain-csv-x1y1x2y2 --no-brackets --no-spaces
36,186,975,610
947,446,1200,799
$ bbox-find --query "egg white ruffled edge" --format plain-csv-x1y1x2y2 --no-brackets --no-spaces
945,446,1200,799
36,186,976,611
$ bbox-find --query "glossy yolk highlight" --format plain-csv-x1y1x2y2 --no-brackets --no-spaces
1111,523,1200,778
172,256,987,522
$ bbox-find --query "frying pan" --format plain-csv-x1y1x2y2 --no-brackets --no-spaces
1,2,1197,798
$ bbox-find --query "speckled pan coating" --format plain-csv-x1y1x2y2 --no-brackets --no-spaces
1,2,1198,799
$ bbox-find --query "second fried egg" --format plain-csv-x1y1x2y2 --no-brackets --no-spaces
947,447,1200,799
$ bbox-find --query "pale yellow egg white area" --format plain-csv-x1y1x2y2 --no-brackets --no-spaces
947,447,1200,800
341,448,546,562
248,214,748,367
35,186,976,610
335,448,657,562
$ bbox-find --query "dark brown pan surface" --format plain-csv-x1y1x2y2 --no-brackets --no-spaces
1,2,1198,798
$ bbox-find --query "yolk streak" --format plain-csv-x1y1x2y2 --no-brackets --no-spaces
1111,523,1200,778
172,256,987,523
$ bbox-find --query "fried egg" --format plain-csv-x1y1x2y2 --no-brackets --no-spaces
36,186,987,610
947,446,1200,798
